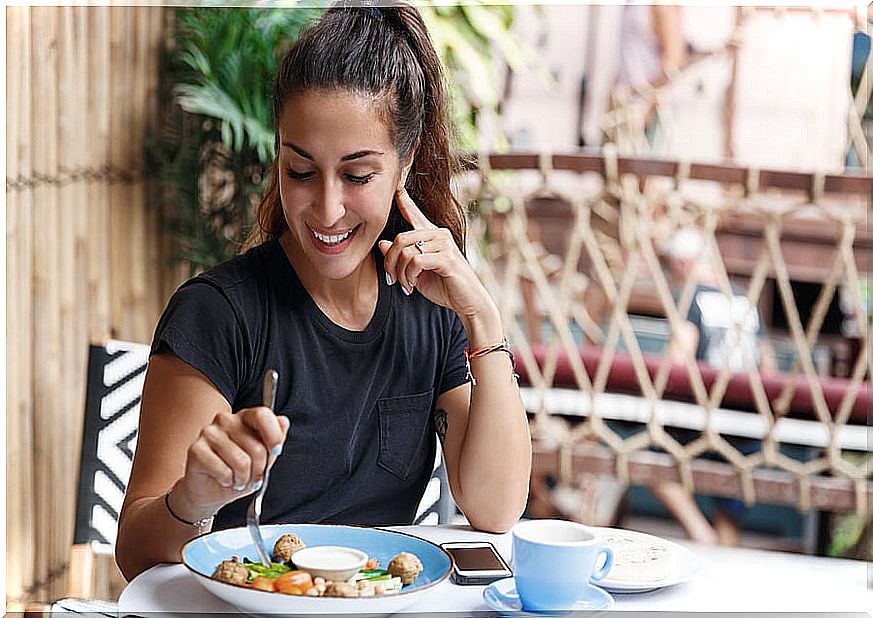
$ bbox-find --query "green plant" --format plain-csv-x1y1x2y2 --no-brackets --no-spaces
171,7,320,164
151,7,321,273
826,451,872,561
827,512,872,560
420,3,552,151
151,4,544,271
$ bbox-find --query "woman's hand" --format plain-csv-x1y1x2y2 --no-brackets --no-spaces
379,188,495,324
169,407,290,522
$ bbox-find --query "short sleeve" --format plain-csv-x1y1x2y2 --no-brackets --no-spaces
150,280,248,404
438,312,470,395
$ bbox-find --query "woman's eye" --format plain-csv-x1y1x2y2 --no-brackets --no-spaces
346,173,374,185
285,167,314,181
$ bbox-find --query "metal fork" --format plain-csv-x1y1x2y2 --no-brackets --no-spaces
246,369,279,566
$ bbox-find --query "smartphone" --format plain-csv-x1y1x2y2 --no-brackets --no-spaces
440,541,513,585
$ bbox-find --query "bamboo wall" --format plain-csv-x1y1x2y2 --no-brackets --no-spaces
6,6,177,606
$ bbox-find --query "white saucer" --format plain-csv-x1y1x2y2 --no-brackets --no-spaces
483,577,614,615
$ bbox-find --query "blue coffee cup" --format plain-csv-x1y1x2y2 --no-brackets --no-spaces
499,519,613,611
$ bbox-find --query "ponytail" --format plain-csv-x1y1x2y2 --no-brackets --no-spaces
244,2,466,255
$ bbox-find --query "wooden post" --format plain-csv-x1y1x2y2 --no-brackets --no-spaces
6,5,36,603
30,7,63,598
130,6,149,344
108,7,130,339
144,7,165,335
66,545,94,600
87,6,111,343
58,9,83,600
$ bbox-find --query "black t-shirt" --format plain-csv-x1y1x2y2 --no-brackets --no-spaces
151,239,469,528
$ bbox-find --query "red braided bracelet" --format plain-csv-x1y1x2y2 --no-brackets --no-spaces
463,339,519,385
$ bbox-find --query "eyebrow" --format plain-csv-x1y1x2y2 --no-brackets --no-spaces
281,141,384,162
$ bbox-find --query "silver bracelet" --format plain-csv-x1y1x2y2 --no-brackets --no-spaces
164,488,214,534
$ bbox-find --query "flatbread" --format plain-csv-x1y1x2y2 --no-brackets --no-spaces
600,532,676,583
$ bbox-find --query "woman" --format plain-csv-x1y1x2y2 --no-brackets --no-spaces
116,3,531,580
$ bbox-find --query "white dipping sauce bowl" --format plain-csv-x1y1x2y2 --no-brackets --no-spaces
290,546,369,582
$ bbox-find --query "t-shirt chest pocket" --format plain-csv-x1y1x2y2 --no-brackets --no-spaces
376,389,435,481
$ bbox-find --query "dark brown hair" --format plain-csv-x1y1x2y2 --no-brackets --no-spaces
245,2,466,253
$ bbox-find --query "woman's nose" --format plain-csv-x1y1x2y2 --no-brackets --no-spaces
313,180,346,227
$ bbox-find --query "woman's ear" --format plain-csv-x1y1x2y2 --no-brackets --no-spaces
398,140,419,190
399,157,414,190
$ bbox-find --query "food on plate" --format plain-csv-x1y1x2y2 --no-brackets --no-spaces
274,570,314,595
212,557,249,586
323,581,359,597
272,532,306,562
249,576,275,591
209,541,420,598
387,551,423,585
600,531,675,583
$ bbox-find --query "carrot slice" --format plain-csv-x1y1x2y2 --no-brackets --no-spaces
275,570,313,590
274,580,302,595
249,577,274,592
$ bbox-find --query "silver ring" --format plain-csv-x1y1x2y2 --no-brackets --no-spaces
414,239,425,254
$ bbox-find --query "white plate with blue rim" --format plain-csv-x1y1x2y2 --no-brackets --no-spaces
483,577,614,616
182,523,452,616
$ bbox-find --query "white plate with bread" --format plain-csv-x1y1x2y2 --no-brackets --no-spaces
594,527,700,593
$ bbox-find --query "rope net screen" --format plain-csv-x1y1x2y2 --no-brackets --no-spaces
458,150,871,519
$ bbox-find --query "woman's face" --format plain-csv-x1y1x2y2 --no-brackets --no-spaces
277,89,410,281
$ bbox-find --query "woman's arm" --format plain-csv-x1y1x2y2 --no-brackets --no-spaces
380,187,531,534
115,354,287,580
435,301,531,533
651,5,687,77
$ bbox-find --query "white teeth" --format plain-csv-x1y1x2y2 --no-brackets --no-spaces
311,228,353,245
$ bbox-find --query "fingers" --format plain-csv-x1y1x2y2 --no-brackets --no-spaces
240,406,288,457
204,414,266,491
380,228,454,293
187,438,235,489
402,252,442,290
394,188,435,231
187,408,289,494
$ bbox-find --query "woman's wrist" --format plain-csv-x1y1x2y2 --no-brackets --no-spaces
167,478,219,523
459,299,504,348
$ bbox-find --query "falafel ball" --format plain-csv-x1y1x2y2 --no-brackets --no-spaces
272,532,306,563
211,557,248,586
387,552,423,585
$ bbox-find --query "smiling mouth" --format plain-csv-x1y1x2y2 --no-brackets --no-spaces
309,226,357,246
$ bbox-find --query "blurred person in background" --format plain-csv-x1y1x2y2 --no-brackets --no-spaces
665,228,776,373
657,228,775,546
614,3,689,136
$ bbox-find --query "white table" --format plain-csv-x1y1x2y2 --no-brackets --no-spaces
118,524,873,615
